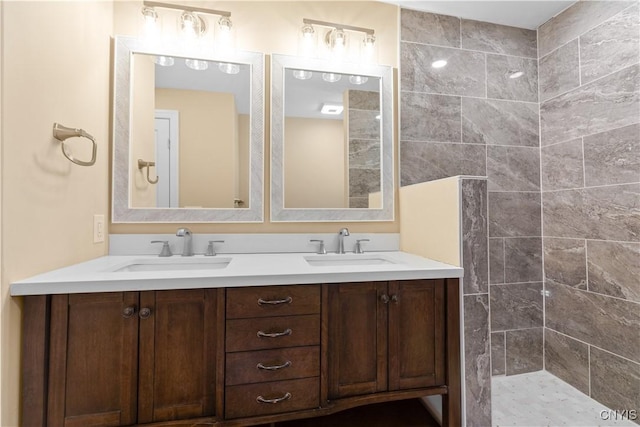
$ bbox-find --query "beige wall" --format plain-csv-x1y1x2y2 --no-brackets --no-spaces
285,117,345,208
238,114,250,207
1,2,113,425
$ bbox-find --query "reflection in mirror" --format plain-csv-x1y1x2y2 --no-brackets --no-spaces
112,36,264,223
271,54,394,222
131,53,250,209
283,69,382,209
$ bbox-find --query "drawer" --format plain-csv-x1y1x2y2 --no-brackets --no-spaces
226,285,320,319
225,377,319,419
226,315,320,352
226,346,320,386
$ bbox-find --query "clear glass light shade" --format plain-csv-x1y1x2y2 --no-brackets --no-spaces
362,34,376,63
292,69,313,80
322,72,342,83
298,24,316,57
180,11,206,40
154,56,175,67
185,59,209,71
327,29,347,59
141,6,160,41
218,62,240,74
349,75,368,85
215,16,234,55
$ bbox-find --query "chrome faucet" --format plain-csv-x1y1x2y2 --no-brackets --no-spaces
337,228,350,254
176,227,193,256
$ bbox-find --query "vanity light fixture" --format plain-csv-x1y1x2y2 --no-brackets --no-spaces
180,11,206,40
153,55,175,67
141,6,159,40
299,23,316,57
321,104,344,115
509,70,524,79
185,59,209,71
218,62,240,74
431,59,448,69
322,72,342,83
301,18,376,63
292,69,313,80
349,75,368,85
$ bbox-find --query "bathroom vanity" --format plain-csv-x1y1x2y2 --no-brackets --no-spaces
15,252,462,427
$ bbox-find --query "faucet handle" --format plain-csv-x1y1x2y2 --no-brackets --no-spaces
354,239,370,254
151,240,173,257
309,239,326,255
205,240,225,256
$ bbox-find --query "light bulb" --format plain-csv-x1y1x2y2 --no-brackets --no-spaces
292,69,313,80
219,62,240,74
322,72,342,83
349,75,368,85
185,59,208,71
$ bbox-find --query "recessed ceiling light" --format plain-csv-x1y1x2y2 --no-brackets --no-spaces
509,71,525,79
431,59,447,69
321,104,344,115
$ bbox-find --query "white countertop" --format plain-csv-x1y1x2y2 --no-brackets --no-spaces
10,251,463,296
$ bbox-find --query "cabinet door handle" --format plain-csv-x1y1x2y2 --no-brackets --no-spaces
257,328,292,338
256,392,292,404
122,306,136,318
257,296,293,306
391,294,399,303
257,360,292,371
139,307,152,319
380,294,390,304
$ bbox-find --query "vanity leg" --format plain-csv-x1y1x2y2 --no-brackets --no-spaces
442,278,461,427
22,295,50,427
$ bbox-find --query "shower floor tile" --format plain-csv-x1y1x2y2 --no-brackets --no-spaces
492,370,637,427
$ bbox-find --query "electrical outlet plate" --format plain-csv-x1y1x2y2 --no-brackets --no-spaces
93,214,105,243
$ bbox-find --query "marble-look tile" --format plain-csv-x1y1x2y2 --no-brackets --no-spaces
538,1,633,58
464,294,492,426
546,282,640,362
400,93,460,142
400,9,460,48
348,109,379,140
491,332,506,376
504,238,542,283
505,328,543,375
541,139,584,191
461,97,539,147
584,123,640,187
400,141,486,186
588,240,640,303
540,64,640,146
543,238,587,289
348,90,379,111
487,146,540,192
349,197,368,209
488,192,541,238
544,329,590,395
349,139,380,170
461,19,537,58
542,184,640,242
401,43,486,97
539,39,580,102
487,54,538,102
581,3,640,85
591,347,640,416
489,238,505,285
491,282,543,331
462,179,489,294
349,168,380,197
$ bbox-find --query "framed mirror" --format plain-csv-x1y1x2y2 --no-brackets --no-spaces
112,36,264,222
270,54,393,222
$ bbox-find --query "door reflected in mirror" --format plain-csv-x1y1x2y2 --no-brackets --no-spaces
130,53,250,209
283,68,382,209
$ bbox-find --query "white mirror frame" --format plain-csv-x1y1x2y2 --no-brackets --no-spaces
270,54,394,222
112,36,264,223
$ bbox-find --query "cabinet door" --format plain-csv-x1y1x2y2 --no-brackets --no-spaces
327,282,388,399
137,289,218,423
388,280,445,390
48,292,139,427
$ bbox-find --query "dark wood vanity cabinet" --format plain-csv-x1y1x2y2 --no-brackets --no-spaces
23,279,460,427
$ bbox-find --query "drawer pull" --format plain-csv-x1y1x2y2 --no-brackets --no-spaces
256,392,292,404
257,360,292,371
257,328,292,338
257,296,293,306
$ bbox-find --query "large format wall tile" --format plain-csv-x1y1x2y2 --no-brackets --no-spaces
400,141,486,186
487,146,540,192
349,169,380,197
487,55,538,102
590,347,640,416
505,328,543,375
348,109,380,140
588,240,640,303
461,98,539,147
542,184,640,242
541,139,584,191
540,64,640,146
543,238,587,289
400,9,460,47
400,92,461,142
584,124,640,187
539,39,580,102
348,90,379,111
461,19,537,58
580,3,640,85
462,179,489,294
491,282,543,331
489,192,541,237
491,332,506,375
401,43,486,97
504,238,542,283
544,329,589,395
349,139,380,169
464,294,492,426
489,238,505,284
538,1,633,58
546,282,640,362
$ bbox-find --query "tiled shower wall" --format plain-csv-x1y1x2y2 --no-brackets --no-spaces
538,0,640,417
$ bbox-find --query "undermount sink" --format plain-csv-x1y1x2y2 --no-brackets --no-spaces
304,254,398,267
112,257,232,272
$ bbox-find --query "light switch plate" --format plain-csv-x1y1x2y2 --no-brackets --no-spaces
93,214,105,243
